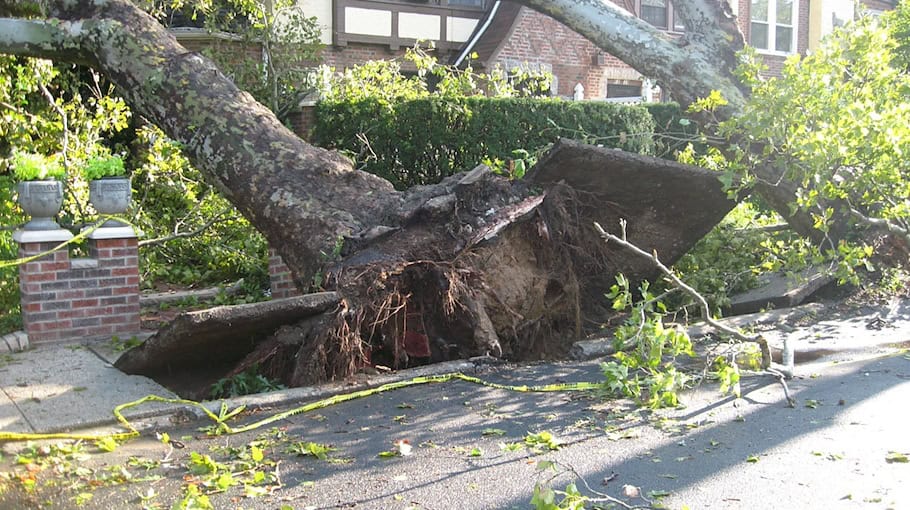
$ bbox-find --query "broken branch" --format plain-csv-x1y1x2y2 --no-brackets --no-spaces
138,207,236,247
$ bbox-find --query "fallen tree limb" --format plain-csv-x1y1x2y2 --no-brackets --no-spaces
138,206,237,248
594,220,795,407
850,208,910,248
138,278,247,308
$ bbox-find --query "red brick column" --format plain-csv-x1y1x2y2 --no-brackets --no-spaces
268,247,301,299
288,101,317,141
15,227,140,344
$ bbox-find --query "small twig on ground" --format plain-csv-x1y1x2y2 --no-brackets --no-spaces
561,462,657,510
594,220,795,407
767,367,795,407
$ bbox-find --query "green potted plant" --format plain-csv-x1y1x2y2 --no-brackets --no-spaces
84,154,131,227
13,152,66,231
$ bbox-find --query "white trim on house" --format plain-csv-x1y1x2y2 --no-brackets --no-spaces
453,0,501,66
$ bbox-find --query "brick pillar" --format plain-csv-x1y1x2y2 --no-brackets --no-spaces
268,247,301,299
289,101,318,141
14,226,140,344
85,228,141,338
15,229,75,344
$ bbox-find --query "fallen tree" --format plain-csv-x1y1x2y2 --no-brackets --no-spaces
2,0,901,386
116,141,735,386
0,0,743,385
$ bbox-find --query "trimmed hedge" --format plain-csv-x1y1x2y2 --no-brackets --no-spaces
313,97,663,189
644,102,703,157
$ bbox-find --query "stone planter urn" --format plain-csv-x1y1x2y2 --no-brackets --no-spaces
17,180,64,231
89,177,132,227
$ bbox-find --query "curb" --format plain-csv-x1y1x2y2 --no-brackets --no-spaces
0,331,29,353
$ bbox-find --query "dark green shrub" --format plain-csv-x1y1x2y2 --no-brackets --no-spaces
314,96,657,188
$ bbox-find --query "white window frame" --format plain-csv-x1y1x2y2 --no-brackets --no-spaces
750,0,799,56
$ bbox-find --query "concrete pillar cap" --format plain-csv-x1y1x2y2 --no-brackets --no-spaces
85,226,141,240
12,229,74,244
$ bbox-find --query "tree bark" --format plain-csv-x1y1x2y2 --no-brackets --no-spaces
2,0,404,283
513,0,748,109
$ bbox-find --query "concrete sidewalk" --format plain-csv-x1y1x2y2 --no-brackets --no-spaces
0,341,180,435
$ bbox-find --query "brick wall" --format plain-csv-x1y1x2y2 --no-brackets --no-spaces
494,7,636,98
268,248,301,299
319,43,410,70
17,232,140,344
497,1,815,89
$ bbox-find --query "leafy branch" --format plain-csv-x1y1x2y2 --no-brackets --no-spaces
595,219,795,406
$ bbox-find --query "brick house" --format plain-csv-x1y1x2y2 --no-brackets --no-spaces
282,0,893,103
449,0,895,100
169,0,896,106
297,0,488,68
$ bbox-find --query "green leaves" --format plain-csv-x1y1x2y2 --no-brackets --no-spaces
885,451,909,463
82,154,126,181
600,274,695,408
188,452,222,476
524,431,562,452
93,437,119,453
726,12,910,278
286,441,336,460
531,480,588,510
210,365,285,399
714,357,742,398
11,152,65,181
688,90,729,113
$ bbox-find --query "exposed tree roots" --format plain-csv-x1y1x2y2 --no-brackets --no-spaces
239,183,603,386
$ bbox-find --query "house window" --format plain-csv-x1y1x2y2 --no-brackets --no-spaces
641,0,668,28
606,83,642,99
750,0,796,53
637,0,684,31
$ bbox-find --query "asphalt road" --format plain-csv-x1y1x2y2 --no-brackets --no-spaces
2,348,909,510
